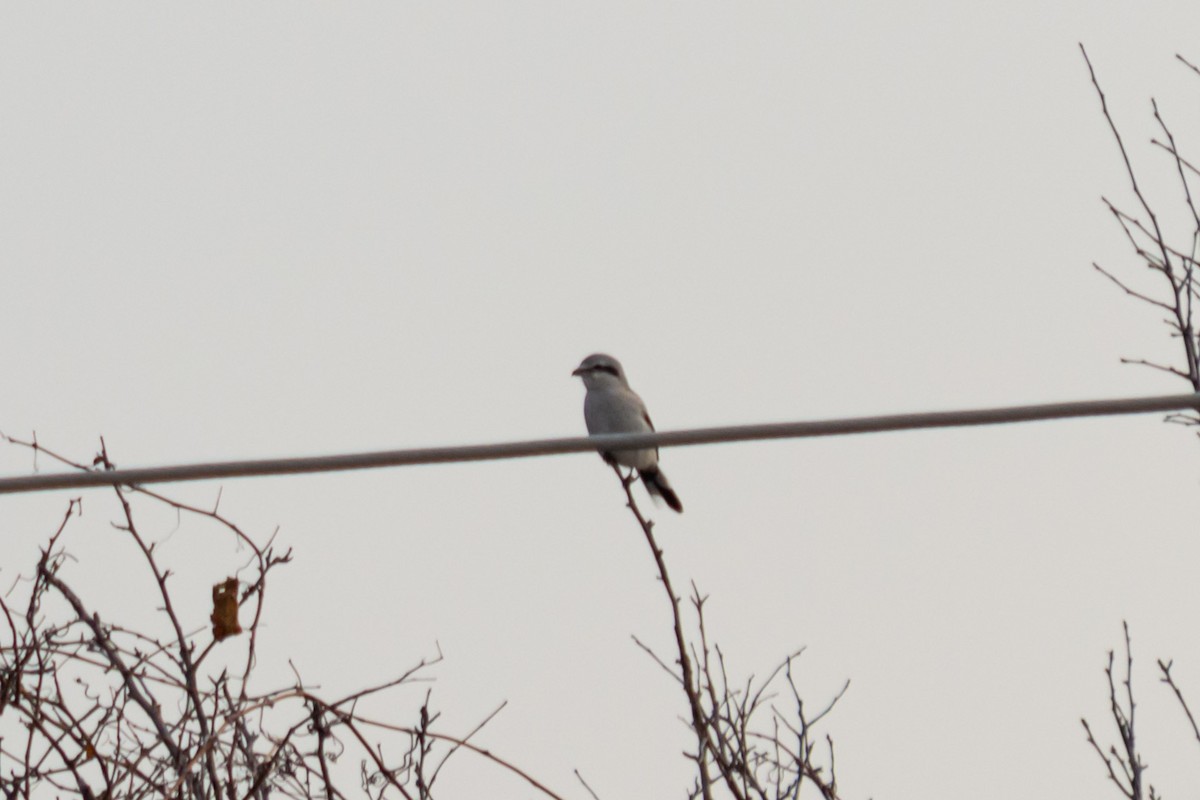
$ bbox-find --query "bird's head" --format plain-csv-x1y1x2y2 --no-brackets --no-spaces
571,353,628,389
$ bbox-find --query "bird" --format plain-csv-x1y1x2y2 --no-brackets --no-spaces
572,353,683,513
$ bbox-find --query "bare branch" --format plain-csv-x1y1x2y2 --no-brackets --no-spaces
1094,263,1176,311
1158,658,1200,749
611,467,845,799
1085,44,1200,395
1083,622,1151,800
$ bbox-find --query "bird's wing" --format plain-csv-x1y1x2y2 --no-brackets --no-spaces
640,404,660,459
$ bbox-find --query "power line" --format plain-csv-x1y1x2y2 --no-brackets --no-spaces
0,392,1197,495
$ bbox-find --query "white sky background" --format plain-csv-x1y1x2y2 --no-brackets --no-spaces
4,3,1200,798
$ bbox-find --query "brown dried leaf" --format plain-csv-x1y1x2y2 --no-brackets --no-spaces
210,577,243,641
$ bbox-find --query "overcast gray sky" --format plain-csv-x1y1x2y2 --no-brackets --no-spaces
5,3,1200,798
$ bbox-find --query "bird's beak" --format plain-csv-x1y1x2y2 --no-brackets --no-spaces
571,366,585,377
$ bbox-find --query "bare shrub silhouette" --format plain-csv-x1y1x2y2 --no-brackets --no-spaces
607,466,846,800
1084,46,1200,405
1,434,848,799
0,435,558,800
1082,45,1200,799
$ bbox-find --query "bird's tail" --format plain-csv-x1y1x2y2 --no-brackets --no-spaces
640,468,683,514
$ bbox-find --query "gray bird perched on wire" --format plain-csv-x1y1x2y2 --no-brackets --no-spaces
572,353,683,513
